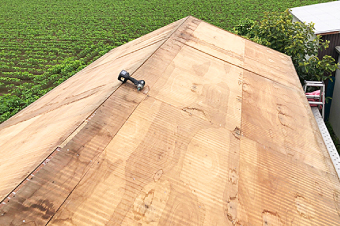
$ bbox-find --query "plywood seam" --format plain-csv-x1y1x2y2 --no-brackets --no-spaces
116,39,166,60
0,44,113,130
45,93,149,225
194,20,291,59
2,84,110,131
88,38,168,71
180,41,301,92
0,17,193,219
145,94,240,135
241,133,337,177
207,21,291,58
0,147,61,205
125,15,191,78
0,23,180,209
0,17,188,131
44,150,103,226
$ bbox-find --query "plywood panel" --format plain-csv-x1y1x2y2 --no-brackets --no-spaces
0,17,201,224
185,21,245,67
0,16,187,130
241,70,335,174
1,16,340,226
185,23,301,91
0,86,145,225
132,16,201,88
149,45,243,131
1,41,164,128
48,97,237,226
243,40,302,90
85,17,187,71
0,41,165,201
237,136,340,225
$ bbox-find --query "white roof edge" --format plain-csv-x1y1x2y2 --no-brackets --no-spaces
336,46,340,54
312,107,340,180
315,29,340,35
290,1,340,34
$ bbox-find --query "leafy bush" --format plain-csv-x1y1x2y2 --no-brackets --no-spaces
234,9,339,83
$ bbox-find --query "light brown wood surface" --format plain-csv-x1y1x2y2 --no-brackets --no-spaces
0,18,185,202
0,16,339,225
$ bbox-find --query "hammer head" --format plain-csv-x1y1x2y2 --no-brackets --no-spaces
118,70,145,91
118,70,129,83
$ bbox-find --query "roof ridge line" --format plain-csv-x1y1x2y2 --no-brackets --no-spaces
33,17,192,162
129,16,191,77
50,17,192,151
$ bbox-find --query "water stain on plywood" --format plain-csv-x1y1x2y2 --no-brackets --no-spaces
193,61,211,77
30,199,55,220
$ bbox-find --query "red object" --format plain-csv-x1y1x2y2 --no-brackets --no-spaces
306,90,322,108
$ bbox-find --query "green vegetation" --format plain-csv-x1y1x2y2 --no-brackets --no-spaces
0,0,335,122
233,10,339,84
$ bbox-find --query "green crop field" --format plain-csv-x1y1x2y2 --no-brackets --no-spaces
0,0,335,122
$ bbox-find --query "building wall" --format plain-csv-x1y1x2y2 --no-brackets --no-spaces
318,33,340,62
329,46,340,138
317,34,340,120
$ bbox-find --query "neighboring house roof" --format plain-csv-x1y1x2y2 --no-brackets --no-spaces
0,16,339,225
290,1,340,35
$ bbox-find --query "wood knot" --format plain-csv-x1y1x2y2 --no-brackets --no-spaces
153,169,163,182
262,210,283,226
232,127,242,139
295,195,314,219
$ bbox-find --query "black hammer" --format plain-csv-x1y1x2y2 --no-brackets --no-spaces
118,70,145,91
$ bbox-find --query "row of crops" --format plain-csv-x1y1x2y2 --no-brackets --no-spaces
0,0,334,122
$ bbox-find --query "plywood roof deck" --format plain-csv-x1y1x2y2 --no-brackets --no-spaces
0,16,339,225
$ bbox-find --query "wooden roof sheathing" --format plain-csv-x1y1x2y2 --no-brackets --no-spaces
0,16,339,225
